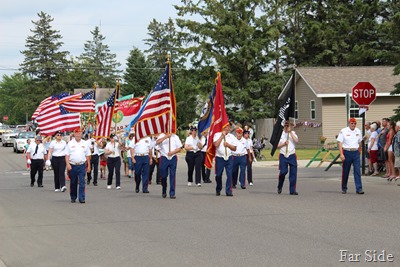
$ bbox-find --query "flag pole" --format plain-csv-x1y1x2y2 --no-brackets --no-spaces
113,78,121,136
166,52,172,154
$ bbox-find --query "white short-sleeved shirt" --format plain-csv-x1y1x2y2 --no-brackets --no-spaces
246,138,254,152
65,139,90,163
125,138,134,157
86,139,99,156
157,133,182,158
337,127,362,149
185,135,201,152
233,137,249,155
105,141,122,158
368,131,378,151
132,136,152,155
28,142,47,160
49,140,67,157
279,131,298,156
200,136,208,152
213,132,237,158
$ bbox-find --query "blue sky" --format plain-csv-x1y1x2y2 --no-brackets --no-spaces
0,0,182,79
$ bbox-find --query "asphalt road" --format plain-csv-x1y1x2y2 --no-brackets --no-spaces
1,144,400,267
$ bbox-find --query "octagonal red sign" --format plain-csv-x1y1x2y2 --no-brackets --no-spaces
352,82,376,106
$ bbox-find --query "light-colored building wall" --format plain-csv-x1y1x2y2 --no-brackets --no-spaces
295,78,323,148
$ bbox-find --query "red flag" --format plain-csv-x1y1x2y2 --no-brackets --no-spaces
31,96,52,120
205,72,229,169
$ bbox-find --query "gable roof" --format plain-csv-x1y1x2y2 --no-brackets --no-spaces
296,66,399,97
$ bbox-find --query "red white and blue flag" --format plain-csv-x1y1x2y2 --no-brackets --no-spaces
58,90,96,113
127,64,176,139
35,93,81,136
96,90,116,138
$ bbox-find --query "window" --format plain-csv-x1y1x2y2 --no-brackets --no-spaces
295,101,298,119
310,100,316,120
349,99,361,118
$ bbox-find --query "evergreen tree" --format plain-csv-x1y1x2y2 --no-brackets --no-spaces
78,26,121,88
122,47,155,97
20,11,70,95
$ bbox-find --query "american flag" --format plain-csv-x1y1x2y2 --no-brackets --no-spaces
95,90,116,138
127,64,176,139
31,96,52,120
35,93,81,136
57,90,96,113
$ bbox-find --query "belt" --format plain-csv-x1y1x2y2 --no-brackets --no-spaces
69,161,86,166
187,151,199,153
135,154,149,156
343,148,358,151
232,153,247,157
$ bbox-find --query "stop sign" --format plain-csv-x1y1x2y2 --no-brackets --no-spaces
352,82,376,106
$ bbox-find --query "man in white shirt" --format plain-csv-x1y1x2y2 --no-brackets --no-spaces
277,121,299,195
213,125,237,196
156,133,182,199
129,136,152,193
65,128,91,203
337,117,363,194
232,127,250,189
26,135,47,187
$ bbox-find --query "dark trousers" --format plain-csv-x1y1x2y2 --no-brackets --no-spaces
247,156,253,183
159,156,177,197
30,159,44,186
51,156,66,189
342,150,362,192
87,154,99,184
185,151,202,184
107,157,121,187
215,156,233,195
70,164,86,202
232,155,247,186
149,157,160,184
201,152,211,182
134,156,150,192
278,153,297,194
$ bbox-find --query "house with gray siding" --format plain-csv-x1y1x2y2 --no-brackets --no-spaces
279,66,400,148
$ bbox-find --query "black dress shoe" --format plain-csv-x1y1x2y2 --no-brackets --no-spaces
143,190,150,193
356,191,365,194
241,186,246,189
290,192,299,195
204,180,212,183
170,196,176,199
87,180,90,185
135,188,139,193
93,183,98,186
79,200,85,203
232,185,236,189
277,188,282,194
30,183,34,187
226,193,233,197
216,191,221,196
38,184,43,187
71,199,76,203
162,193,167,198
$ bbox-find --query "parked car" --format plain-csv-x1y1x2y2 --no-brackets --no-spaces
13,131,35,153
0,125,11,142
2,130,18,147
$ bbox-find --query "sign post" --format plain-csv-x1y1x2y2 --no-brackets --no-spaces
352,82,377,175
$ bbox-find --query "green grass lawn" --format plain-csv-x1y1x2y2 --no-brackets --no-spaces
260,148,332,161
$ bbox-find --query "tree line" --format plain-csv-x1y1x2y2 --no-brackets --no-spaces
0,0,399,126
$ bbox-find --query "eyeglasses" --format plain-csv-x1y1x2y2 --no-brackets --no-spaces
350,122,357,125
56,134,62,136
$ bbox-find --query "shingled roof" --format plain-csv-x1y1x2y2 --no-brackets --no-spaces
295,66,399,97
